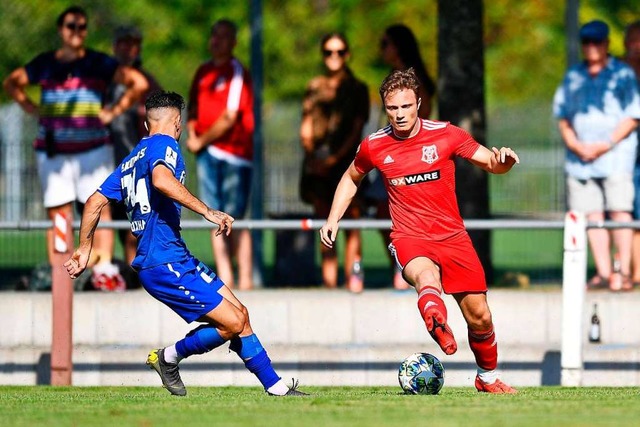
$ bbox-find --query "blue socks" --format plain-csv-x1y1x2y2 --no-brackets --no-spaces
175,325,226,359
174,328,281,391
230,334,280,390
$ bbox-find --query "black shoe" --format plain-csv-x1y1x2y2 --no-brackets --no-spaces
268,378,309,396
146,348,187,396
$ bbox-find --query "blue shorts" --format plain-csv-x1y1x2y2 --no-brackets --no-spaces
634,164,640,219
196,152,252,218
138,257,225,323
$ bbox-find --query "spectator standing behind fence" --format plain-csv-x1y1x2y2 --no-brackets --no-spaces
553,20,640,292
624,21,640,289
320,68,519,393
2,5,148,291
186,19,254,290
362,24,437,290
299,33,369,292
106,25,162,270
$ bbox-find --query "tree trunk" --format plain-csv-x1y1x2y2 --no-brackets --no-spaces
437,0,493,284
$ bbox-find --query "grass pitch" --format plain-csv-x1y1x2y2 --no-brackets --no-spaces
2,386,639,427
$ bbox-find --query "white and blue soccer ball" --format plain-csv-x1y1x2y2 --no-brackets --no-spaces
398,352,445,395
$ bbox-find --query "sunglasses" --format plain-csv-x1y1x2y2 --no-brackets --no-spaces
581,38,604,45
65,22,87,32
322,49,347,58
380,39,389,49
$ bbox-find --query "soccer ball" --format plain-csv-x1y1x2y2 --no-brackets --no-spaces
398,352,445,395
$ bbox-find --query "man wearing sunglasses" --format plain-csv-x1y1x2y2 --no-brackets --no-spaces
3,5,148,291
553,20,640,292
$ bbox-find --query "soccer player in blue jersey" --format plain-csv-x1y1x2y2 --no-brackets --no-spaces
64,91,306,397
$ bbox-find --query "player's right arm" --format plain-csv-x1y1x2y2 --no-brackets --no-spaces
3,67,38,115
64,191,110,279
151,164,233,236
319,162,365,248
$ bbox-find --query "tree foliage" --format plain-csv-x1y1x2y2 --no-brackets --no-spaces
0,0,637,108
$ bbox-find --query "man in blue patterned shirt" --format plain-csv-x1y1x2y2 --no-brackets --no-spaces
553,20,640,291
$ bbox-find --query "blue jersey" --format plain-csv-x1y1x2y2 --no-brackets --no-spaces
98,133,191,270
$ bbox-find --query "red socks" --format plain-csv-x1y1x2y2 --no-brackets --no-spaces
468,326,498,370
417,287,457,355
417,287,448,329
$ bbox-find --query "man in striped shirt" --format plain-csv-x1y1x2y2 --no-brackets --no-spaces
3,5,148,287
186,19,255,291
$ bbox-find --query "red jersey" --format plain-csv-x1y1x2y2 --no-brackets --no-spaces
354,119,480,241
188,58,254,161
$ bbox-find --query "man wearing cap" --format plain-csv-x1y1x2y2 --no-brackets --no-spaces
553,20,640,291
106,25,161,273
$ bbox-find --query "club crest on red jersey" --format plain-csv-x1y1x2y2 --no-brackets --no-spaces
422,145,438,164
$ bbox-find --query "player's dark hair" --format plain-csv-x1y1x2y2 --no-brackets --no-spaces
211,19,237,38
56,5,88,27
320,32,350,53
384,24,436,97
379,68,420,103
145,91,185,113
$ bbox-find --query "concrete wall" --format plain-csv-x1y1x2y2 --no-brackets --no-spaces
1,289,639,387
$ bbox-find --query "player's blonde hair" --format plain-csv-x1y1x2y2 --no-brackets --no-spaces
379,68,420,103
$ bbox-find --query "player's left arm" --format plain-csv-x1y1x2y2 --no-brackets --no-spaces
468,145,520,174
64,191,110,279
151,164,233,236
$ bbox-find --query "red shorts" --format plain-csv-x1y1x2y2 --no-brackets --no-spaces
389,232,487,294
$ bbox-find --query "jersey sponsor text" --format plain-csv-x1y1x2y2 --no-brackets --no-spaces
388,170,441,186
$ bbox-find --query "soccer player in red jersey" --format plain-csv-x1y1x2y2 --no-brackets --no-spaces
320,69,520,394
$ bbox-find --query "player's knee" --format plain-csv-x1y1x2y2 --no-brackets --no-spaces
224,310,247,337
467,309,492,330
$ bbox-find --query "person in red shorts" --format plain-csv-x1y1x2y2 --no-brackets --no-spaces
320,68,520,394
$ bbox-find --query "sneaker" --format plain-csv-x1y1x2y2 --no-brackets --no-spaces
146,348,187,396
91,262,126,292
268,378,309,396
424,307,457,355
474,375,518,394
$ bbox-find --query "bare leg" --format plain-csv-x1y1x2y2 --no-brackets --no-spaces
344,228,361,279
610,211,633,275
212,231,235,288
91,204,115,266
586,211,611,278
124,231,137,265
321,244,338,288
235,229,253,290
315,199,338,288
632,231,640,283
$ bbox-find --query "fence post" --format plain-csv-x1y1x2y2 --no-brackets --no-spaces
51,212,74,385
560,210,587,386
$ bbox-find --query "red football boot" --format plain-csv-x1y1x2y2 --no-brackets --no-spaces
424,307,458,355
475,375,518,394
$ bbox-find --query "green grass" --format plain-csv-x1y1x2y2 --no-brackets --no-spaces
1,386,639,427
